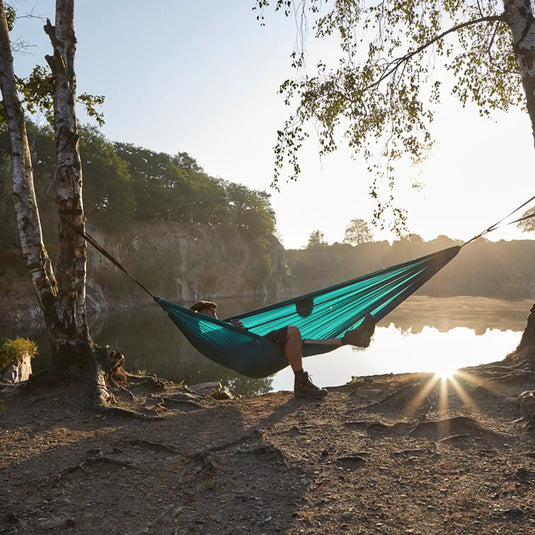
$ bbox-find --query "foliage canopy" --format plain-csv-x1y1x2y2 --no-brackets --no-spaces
256,0,524,232
0,121,277,246
344,218,373,245
307,229,327,247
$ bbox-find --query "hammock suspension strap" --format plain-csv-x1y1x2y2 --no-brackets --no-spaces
59,209,155,299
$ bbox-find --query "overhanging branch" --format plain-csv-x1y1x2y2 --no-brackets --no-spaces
368,14,506,91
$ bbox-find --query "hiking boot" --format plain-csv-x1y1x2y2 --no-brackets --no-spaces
342,314,376,347
294,371,328,399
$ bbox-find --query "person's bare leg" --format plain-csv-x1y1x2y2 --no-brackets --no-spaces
284,325,304,371
285,325,328,399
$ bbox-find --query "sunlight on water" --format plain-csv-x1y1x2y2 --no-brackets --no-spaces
270,324,522,392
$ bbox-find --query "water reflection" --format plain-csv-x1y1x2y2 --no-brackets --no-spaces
276,324,522,394
1,296,530,396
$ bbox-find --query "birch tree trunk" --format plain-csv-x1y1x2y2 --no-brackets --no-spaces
44,0,93,370
504,0,535,145
0,1,59,333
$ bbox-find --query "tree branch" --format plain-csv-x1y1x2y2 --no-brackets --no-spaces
368,14,506,92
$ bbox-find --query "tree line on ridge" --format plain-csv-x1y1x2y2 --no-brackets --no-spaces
0,121,276,254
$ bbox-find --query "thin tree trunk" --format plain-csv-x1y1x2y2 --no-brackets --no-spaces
503,0,535,349
0,1,59,332
504,0,535,145
44,0,92,370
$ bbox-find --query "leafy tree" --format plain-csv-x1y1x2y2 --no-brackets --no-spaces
226,183,276,237
307,229,327,247
112,141,277,237
113,142,189,221
79,126,135,228
344,218,373,246
518,206,535,233
257,0,535,233
173,152,203,173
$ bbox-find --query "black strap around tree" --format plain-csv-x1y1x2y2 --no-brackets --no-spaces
59,210,156,299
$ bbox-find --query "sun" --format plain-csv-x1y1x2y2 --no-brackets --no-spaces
433,364,458,380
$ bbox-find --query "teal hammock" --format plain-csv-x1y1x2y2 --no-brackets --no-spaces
155,246,460,377
69,195,534,379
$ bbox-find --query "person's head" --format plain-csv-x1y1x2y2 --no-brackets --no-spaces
190,300,217,318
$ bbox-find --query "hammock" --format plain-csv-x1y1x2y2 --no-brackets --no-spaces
65,195,535,379
155,246,460,377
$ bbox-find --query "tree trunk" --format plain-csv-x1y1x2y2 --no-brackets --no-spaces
0,2,59,333
503,0,535,349
504,0,535,145
519,304,535,350
43,0,93,370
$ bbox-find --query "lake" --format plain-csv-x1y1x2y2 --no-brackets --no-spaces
3,295,531,396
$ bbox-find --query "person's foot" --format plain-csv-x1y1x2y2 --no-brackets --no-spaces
342,314,376,347
294,371,328,399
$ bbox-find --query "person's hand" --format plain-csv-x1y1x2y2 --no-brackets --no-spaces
230,319,244,328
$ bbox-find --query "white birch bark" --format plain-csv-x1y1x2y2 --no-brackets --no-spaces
45,0,92,362
0,1,58,328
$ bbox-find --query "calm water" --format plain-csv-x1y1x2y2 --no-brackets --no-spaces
3,296,530,396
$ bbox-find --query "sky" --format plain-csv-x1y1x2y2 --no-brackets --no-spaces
9,0,535,249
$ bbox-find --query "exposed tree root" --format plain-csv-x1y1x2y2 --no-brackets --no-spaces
57,451,134,482
93,346,137,415
154,391,204,409
126,438,180,455
2,344,205,420
190,429,263,467
126,372,166,390
409,415,507,442
92,345,163,419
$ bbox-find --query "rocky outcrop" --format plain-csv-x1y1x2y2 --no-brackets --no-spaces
0,222,294,328
1,353,32,383
87,221,293,306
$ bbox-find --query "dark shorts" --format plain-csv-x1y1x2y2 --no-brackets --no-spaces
264,326,289,346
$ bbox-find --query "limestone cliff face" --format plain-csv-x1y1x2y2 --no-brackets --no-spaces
87,221,294,310
0,222,294,328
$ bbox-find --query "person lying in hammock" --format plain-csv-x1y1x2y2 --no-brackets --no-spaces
190,300,376,400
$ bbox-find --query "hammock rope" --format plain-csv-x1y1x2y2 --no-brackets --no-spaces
60,196,535,378
461,195,535,247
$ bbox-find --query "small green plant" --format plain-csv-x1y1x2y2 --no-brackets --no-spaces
203,479,222,491
0,337,38,369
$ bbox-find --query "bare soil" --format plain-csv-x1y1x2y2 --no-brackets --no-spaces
2,361,535,535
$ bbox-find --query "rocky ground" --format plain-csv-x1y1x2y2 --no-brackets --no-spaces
2,358,535,535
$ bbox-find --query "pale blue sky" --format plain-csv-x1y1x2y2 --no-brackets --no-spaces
10,0,535,247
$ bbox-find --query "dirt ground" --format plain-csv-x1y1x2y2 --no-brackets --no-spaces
2,359,535,535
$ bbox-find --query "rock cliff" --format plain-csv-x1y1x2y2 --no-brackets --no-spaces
88,221,293,305
1,222,295,328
